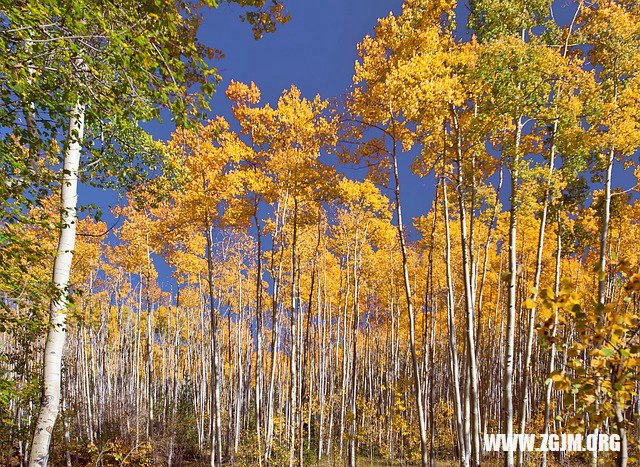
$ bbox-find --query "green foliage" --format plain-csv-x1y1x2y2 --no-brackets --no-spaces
468,0,552,41
235,0,291,39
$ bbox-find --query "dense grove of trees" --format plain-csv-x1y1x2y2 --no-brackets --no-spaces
3,0,640,466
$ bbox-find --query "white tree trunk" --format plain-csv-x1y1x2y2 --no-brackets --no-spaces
30,100,85,466
443,179,468,466
390,136,429,467
451,108,481,465
504,116,523,467
517,119,557,467
542,220,562,467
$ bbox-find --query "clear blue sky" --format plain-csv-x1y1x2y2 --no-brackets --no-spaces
202,1,403,108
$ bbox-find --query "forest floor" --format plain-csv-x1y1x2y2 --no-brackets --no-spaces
180,458,459,466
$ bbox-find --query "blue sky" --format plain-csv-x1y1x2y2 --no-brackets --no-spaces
201,0,403,107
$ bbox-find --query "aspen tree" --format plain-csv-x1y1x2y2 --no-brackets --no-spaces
515,7,591,462
7,1,640,466
8,3,221,462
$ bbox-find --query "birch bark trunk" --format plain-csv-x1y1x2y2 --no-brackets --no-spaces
504,115,523,467
30,99,85,467
265,196,288,461
349,228,361,467
451,108,481,465
288,197,299,467
389,125,429,467
517,119,556,467
253,211,264,465
542,219,561,467
443,179,468,466
205,221,222,467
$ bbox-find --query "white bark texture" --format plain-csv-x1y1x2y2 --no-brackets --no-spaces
30,101,85,467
